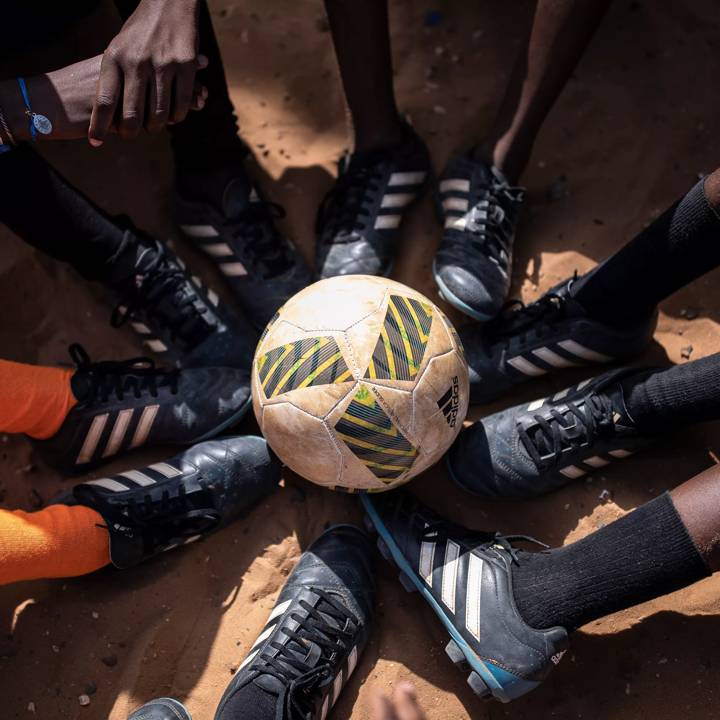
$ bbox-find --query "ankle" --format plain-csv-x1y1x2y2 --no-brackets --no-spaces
353,117,405,154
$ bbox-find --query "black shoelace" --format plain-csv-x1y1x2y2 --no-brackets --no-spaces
519,391,616,470
107,482,220,554
422,521,547,566
69,343,179,404
225,199,295,278
461,185,524,269
317,157,384,240
111,234,215,348
256,589,358,720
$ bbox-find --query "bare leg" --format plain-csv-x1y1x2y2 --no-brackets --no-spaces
324,0,404,152
672,464,720,572
478,0,613,183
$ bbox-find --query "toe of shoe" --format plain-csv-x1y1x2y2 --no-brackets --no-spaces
316,237,386,278
128,698,191,720
434,262,506,321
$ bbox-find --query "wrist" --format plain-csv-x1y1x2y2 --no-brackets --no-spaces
0,79,30,142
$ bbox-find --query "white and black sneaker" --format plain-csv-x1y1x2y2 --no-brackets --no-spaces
176,175,311,330
315,124,430,278
448,367,655,499
434,153,524,321
108,220,258,371
67,436,280,569
461,276,658,403
214,525,375,720
362,491,569,703
31,344,252,474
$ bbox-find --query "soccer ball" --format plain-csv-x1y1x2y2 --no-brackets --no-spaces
251,276,469,492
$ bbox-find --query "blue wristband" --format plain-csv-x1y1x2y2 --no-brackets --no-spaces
17,77,53,140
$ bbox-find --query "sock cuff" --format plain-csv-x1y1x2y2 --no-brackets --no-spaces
660,491,712,574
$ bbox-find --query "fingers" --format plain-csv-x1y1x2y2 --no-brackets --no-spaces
391,683,426,720
171,64,196,124
146,67,173,134
119,68,147,139
88,57,122,147
371,689,398,720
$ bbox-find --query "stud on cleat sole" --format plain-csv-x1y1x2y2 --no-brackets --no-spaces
398,570,418,593
376,536,394,562
445,638,470,671
467,671,492,700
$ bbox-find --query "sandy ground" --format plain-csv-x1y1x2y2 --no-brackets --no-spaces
2,0,720,718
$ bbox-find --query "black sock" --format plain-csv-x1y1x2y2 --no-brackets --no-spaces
512,493,709,631
621,353,720,433
0,145,154,286
571,179,720,325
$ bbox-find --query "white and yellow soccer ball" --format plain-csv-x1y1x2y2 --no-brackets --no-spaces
251,276,469,492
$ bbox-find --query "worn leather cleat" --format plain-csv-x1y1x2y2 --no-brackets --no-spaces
362,491,569,703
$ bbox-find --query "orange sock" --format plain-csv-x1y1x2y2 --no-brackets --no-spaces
0,505,110,585
0,359,77,439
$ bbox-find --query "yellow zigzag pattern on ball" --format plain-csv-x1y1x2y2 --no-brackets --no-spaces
334,385,418,482
257,336,352,398
364,295,433,381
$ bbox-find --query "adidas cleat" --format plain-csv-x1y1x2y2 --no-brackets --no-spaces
69,436,279,569
460,276,657,403
31,344,252,474
448,368,654,499
361,491,569,703
128,698,192,720
434,154,524,321
214,525,375,720
315,124,430,278
109,220,257,371
176,174,311,330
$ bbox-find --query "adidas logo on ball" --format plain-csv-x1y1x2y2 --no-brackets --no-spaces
437,376,460,428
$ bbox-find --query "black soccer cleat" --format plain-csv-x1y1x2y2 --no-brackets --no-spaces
315,124,430,278
434,153,524,321
127,698,192,720
460,276,657,403
362,491,569,703
30,344,252,474
107,220,258,371
175,173,311,330
70,436,279,569
448,367,655,499
214,525,375,720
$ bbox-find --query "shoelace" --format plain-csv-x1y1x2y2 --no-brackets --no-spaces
69,343,179,404
460,184,524,268
519,391,616,470
422,521,547,566
111,234,215,348
257,589,358,720
225,199,294,278
317,157,384,240
111,482,221,554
